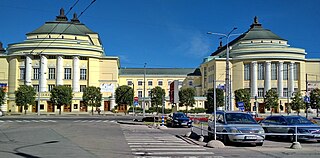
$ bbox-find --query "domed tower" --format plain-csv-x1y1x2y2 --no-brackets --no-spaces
6,8,119,114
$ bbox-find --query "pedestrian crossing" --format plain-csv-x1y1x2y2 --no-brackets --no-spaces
121,124,221,158
0,120,117,123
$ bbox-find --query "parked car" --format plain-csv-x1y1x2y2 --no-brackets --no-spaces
260,115,320,142
167,112,192,128
207,111,265,146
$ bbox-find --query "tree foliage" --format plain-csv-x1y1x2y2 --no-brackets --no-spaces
234,89,251,111
206,88,224,112
264,89,279,115
115,85,133,106
179,87,195,114
83,86,102,115
50,85,73,115
310,88,320,116
0,87,6,106
290,92,305,115
15,85,36,114
150,86,166,114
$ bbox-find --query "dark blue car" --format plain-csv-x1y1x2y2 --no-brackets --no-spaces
167,112,192,128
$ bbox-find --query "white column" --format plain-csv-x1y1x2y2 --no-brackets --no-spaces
110,93,116,110
251,61,258,97
289,62,295,96
40,55,47,92
56,55,63,85
278,61,283,97
264,61,271,94
72,56,80,92
25,55,32,85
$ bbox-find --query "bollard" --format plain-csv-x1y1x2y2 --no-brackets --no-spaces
201,122,203,136
161,115,164,126
295,125,298,142
191,125,194,132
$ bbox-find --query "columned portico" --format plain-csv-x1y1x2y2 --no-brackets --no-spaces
40,55,47,92
251,61,258,97
288,62,295,96
56,55,63,85
264,61,271,94
278,61,283,97
72,56,80,92
25,55,32,85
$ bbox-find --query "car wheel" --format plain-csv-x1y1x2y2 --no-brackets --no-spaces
222,133,230,145
263,128,269,139
256,142,263,146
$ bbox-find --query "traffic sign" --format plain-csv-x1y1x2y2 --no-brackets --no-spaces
134,97,139,106
304,96,310,103
237,102,245,111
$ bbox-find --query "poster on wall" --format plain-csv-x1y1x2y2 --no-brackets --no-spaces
100,83,115,92
0,83,8,92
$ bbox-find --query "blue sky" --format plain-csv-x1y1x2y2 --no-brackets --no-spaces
1,0,319,68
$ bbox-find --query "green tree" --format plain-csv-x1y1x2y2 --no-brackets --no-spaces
83,86,102,115
206,88,224,112
310,88,320,117
115,85,133,112
234,89,251,111
264,89,279,115
179,87,195,114
290,92,305,115
50,85,73,115
15,85,36,114
0,87,6,108
150,86,166,114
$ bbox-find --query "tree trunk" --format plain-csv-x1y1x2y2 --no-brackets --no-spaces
186,105,188,115
92,106,94,115
59,105,61,115
270,108,273,116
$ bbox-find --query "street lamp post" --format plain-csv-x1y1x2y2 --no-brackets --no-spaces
143,63,146,117
207,28,239,111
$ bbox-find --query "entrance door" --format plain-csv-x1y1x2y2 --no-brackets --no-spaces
258,103,265,113
80,101,87,112
118,104,127,112
104,101,110,111
32,102,38,113
47,101,55,112
63,105,71,112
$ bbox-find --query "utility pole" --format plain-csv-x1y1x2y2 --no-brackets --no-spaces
143,63,146,117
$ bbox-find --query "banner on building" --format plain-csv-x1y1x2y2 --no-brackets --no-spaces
100,83,115,92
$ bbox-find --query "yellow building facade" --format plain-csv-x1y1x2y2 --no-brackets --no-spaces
2,9,119,114
200,17,320,113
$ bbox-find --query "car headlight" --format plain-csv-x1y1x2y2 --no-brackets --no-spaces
258,129,265,134
229,127,241,133
174,120,178,122
188,120,192,122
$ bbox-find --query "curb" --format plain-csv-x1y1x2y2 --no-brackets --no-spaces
117,120,145,125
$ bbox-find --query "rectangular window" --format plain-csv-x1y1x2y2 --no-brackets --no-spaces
80,69,87,80
127,80,133,86
33,68,39,79
258,88,264,97
48,84,55,91
64,68,71,79
258,63,264,80
80,85,86,92
138,80,143,86
65,85,71,87
33,85,39,92
244,63,250,80
80,57,87,60
48,68,55,79
188,80,193,86
48,55,56,59
138,91,142,98
158,80,163,86
283,88,288,97
271,63,277,80
20,68,25,80
294,63,298,80
148,81,152,86
283,63,288,80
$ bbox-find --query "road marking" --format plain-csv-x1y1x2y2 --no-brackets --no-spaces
131,148,206,151
133,151,215,156
32,120,39,122
16,120,22,122
103,120,109,122
0,120,4,122
130,145,199,148
95,120,102,122
23,120,30,122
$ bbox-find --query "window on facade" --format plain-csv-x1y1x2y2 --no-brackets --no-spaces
138,80,143,86
48,84,55,91
148,81,152,86
48,55,56,59
283,88,288,97
20,68,25,80
80,69,87,80
283,63,288,80
168,80,172,86
33,68,39,79
80,85,86,92
258,63,264,80
48,68,55,79
80,57,87,60
294,63,298,80
33,85,39,92
64,56,72,59
158,80,163,86
244,63,250,80
188,80,193,86
271,63,277,80
138,91,142,98
33,56,40,59
178,81,183,86
64,68,72,79
127,80,133,86
65,85,71,87
258,88,264,97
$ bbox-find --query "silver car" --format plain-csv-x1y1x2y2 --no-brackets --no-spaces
208,111,265,146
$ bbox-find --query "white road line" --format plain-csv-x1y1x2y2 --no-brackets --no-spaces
129,145,200,148
7,120,13,122
127,140,185,143
133,151,215,156
88,120,94,122
103,120,109,122
32,120,39,122
16,120,22,122
81,120,88,122
0,120,4,122
48,120,57,122
128,142,189,145
131,148,206,151
23,120,30,122
110,120,116,123
95,120,102,122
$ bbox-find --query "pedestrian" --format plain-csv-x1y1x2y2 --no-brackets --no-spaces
97,108,101,115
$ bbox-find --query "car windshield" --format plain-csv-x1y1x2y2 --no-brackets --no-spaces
286,116,313,125
174,113,187,118
225,113,257,124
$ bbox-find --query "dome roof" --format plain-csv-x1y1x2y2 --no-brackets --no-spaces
26,8,96,36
